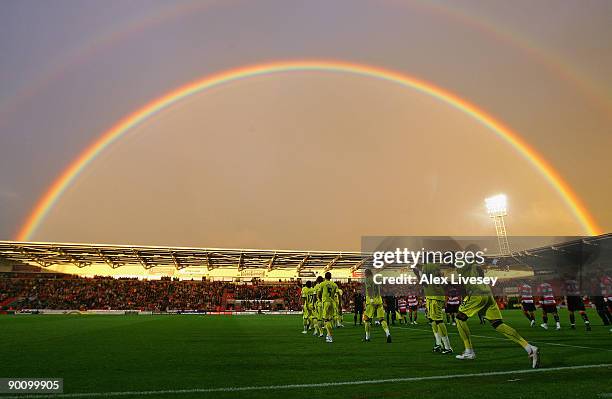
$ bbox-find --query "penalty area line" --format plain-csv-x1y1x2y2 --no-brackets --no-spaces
2,364,611,398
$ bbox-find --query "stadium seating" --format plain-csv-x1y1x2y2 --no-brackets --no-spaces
0,274,361,312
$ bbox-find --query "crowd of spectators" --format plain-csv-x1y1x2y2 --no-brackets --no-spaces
3,273,608,313
0,274,361,312
229,281,302,310
0,276,226,311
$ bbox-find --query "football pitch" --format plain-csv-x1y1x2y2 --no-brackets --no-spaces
0,310,610,399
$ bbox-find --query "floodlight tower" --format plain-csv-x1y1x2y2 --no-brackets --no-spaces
485,194,511,255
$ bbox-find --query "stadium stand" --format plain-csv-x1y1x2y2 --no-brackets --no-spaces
0,274,362,312
1,235,610,314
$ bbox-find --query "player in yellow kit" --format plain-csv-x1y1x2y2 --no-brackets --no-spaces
414,263,453,354
334,287,344,328
363,269,392,343
301,281,312,334
311,276,324,337
318,272,338,343
453,246,539,368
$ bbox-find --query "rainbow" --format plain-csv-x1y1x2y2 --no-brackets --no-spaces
15,60,602,240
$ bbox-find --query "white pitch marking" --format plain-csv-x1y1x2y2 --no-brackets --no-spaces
3,364,610,399
397,326,612,352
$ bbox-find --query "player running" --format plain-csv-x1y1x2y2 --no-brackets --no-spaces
538,282,561,330
445,286,460,326
518,282,537,327
453,255,539,368
414,264,453,354
363,269,392,343
301,281,312,333
318,272,338,343
564,277,591,331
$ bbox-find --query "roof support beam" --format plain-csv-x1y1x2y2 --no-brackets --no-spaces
97,249,122,269
350,258,367,273
237,253,244,271
296,254,310,273
267,253,277,271
170,252,182,270
53,247,91,268
205,252,214,271
132,250,150,269
17,246,55,268
324,254,341,272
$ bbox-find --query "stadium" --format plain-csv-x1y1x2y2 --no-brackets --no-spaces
1,1,611,398
1,235,611,398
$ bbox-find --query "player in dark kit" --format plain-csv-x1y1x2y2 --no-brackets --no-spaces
353,291,364,326
385,295,397,326
592,295,612,325
518,283,536,327
589,273,612,325
445,286,460,326
601,274,612,313
538,282,560,330
564,278,591,331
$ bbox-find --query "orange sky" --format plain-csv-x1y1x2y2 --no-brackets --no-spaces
1,0,610,250
33,73,605,250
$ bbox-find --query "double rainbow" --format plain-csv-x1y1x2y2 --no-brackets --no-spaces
16,60,601,240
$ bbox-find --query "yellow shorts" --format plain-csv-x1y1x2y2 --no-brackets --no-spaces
303,304,311,319
310,303,320,320
364,303,385,320
322,301,334,320
426,298,445,321
459,295,502,321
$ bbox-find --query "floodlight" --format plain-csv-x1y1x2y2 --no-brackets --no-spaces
485,194,510,255
485,194,507,217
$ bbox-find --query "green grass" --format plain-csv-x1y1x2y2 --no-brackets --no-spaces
0,309,610,398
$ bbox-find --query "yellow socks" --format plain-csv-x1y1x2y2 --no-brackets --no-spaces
495,323,529,348
456,319,473,350
431,320,442,346
436,322,451,350
325,321,333,336
381,320,390,336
